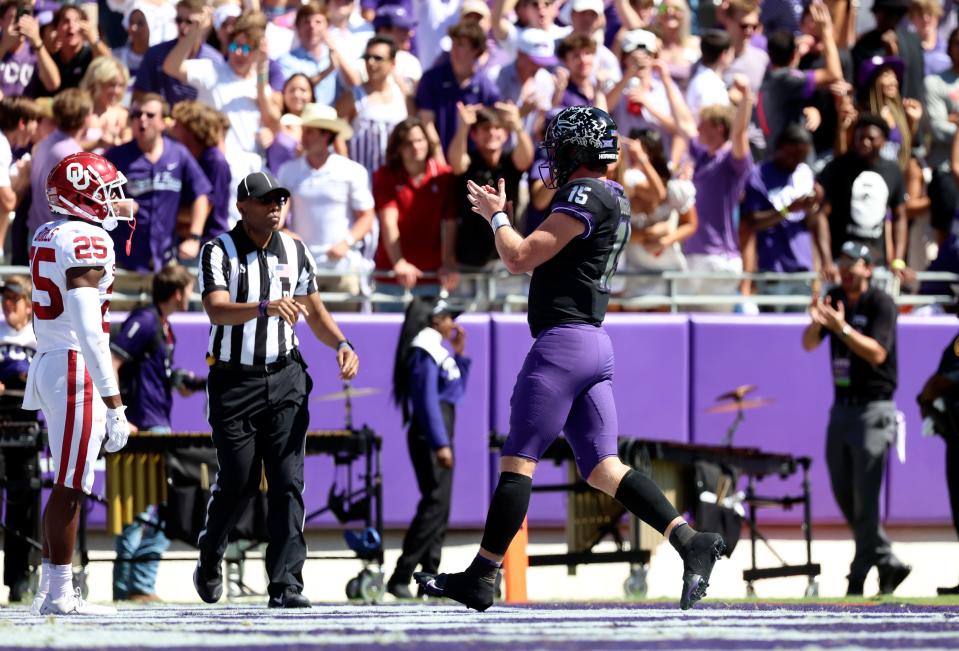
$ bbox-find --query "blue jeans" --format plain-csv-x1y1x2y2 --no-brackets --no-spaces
113,426,171,599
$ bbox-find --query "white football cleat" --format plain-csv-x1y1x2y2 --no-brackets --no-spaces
30,591,47,616
39,588,117,616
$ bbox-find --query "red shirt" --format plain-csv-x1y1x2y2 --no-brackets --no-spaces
373,159,455,275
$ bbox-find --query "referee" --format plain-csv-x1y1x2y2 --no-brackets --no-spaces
194,171,359,609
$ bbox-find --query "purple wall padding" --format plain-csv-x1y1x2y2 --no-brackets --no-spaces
688,314,959,525
79,312,958,530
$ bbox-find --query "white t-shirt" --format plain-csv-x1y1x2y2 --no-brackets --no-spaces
277,153,375,269
0,132,11,189
184,58,266,165
500,23,571,62
685,66,729,120
414,0,464,68
227,151,265,230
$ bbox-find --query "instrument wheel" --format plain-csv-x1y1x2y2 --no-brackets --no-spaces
345,576,360,600
356,568,384,604
623,564,648,598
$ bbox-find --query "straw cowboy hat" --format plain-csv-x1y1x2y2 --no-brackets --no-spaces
299,103,354,140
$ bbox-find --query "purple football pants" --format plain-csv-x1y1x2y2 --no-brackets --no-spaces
502,323,618,477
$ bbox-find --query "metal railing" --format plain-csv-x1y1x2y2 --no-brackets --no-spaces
4,265,956,313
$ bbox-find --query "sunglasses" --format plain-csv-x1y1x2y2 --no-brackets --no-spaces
739,21,759,31
361,53,389,62
255,194,288,206
174,16,197,25
130,109,159,119
228,42,252,55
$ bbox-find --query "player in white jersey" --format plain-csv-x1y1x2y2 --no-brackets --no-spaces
22,152,135,616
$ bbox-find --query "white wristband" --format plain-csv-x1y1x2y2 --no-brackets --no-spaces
490,211,511,232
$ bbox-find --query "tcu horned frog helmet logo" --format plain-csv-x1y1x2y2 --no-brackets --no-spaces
47,152,132,232
540,106,619,188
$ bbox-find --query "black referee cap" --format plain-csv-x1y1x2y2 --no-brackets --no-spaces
237,171,291,202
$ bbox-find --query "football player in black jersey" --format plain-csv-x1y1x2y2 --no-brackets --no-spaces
415,106,725,611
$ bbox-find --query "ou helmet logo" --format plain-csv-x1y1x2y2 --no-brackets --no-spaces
65,162,91,191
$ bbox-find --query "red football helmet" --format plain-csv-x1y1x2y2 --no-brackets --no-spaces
46,152,132,232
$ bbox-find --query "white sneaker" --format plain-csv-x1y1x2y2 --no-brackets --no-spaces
39,588,117,616
30,591,47,616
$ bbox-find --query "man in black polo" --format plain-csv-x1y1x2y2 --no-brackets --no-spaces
801,241,910,597
194,171,360,609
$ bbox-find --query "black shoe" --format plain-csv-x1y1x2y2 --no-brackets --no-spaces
8,577,29,603
193,557,223,604
387,580,415,600
268,587,312,608
414,562,497,612
878,563,912,596
678,532,725,610
938,583,959,595
846,578,865,597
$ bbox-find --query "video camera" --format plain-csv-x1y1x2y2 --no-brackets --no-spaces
170,369,207,392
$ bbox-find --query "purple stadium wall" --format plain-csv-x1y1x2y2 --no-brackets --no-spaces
80,312,958,530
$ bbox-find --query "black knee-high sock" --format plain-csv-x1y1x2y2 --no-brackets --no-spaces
614,469,685,538
479,472,533,556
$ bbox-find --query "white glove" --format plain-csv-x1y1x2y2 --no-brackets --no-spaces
105,406,130,453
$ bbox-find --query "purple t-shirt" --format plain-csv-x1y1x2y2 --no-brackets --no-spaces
134,39,223,106
110,306,173,430
197,146,232,243
28,130,82,234
104,136,213,271
686,139,753,258
924,37,953,77
415,61,500,152
740,160,814,272
265,131,299,176
0,44,37,98
559,81,593,109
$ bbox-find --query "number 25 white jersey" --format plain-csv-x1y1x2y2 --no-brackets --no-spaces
29,219,115,355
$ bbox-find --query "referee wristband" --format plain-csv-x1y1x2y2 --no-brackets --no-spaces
336,339,354,352
490,211,511,232
258,299,269,317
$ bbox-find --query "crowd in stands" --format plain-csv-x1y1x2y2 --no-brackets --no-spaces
3,0,959,310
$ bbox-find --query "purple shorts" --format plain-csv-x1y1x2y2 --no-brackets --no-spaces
501,323,618,477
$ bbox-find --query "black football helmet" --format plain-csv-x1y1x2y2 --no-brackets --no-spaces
539,106,620,188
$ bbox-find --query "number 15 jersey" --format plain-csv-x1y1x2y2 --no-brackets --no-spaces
28,219,115,354
527,178,631,338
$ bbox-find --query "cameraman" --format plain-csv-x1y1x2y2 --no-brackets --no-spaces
109,264,204,601
0,275,38,603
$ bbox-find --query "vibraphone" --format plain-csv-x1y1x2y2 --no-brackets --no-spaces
490,434,820,597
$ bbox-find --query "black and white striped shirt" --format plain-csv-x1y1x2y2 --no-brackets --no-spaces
198,222,318,365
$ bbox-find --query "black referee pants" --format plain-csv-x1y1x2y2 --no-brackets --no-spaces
199,358,312,599
391,403,454,585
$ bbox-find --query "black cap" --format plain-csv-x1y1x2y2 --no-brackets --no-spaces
872,0,910,11
839,240,873,265
431,297,463,319
236,171,291,202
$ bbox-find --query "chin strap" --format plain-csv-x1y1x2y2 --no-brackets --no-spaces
124,217,137,256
